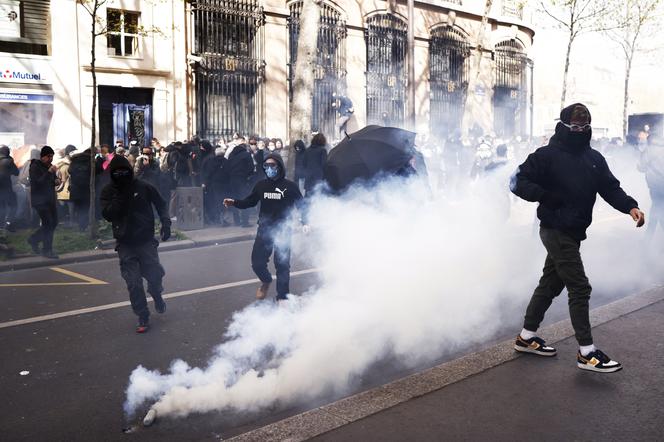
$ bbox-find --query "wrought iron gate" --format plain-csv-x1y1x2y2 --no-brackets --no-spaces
288,1,347,138
429,26,470,138
365,13,407,128
191,0,265,141
493,40,528,138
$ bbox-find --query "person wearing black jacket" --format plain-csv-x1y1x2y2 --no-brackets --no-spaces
0,145,19,230
68,148,101,231
224,154,306,301
100,155,171,333
510,103,645,373
293,139,306,192
27,146,60,258
303,133,328,195
225,142,255,227
200,146,226,224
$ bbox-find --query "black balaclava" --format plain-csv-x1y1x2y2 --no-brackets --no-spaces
555,103,592,150
109,154,134,188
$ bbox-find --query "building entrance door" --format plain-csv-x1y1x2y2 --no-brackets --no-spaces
98,86,153,147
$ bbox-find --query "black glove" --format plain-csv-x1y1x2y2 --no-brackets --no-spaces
160,223,171,242
540,192,564,209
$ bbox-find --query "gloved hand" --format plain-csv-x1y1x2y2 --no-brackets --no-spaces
541,192,564,209
160,223,171,242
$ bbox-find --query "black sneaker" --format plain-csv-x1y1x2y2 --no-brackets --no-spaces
153,296,166,314
577,349,622,373
41,250,59,259
136,317,149,334
514,335,557,356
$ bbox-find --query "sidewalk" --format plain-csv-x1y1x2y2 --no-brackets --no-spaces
0,225,256,273
232,286,664,441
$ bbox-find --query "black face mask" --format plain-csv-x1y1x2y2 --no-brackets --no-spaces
567,130,592,150
112,169,132,187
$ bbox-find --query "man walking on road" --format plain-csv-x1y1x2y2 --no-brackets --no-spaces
224,154,305,302
28,146,60,259
100,155,171,333
510,103,645,373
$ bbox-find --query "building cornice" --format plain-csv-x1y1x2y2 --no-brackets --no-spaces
82,66,172,78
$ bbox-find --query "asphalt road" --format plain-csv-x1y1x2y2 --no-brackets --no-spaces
0,218,661,441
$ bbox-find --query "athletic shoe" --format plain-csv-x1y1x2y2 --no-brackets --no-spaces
136,317,149,334
256,282,271,300
41,251,59,259
514,335,557,357
577,349,622,373
27,236,40,254
153,296,166,314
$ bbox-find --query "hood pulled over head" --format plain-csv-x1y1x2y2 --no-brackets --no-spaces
263,153,285,181
109,154,134,186
0,144,9,158
552,103,592,151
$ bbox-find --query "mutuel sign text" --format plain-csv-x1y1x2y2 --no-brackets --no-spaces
2,69,43,81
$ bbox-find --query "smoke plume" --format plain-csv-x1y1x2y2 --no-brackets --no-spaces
124,147,662,421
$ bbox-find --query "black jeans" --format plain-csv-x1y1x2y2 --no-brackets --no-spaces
251,226,291,300
30,204,58,252
117,239,165,321
523,227,593,345
0,191,16,225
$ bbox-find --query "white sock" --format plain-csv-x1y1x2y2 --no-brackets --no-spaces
520,328,536,340
579,344,596,356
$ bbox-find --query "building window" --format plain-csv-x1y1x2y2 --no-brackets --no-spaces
365,13,407,128
0,0,21,39
107,9,140,57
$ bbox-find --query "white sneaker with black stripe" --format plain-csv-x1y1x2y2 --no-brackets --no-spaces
577,349,622,373
514,335,557,357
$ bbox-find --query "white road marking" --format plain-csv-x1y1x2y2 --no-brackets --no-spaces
0,268,320,330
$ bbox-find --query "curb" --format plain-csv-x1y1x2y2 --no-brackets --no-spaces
0,233,256,273
229,285,664,442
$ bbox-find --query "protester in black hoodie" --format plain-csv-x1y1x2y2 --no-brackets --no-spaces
510,103,645,373
224,154,305,301
100,155,171,333
27,146,60,258
303,133,328,195
0,145,19,230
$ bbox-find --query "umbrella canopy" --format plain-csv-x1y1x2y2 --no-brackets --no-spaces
324,125,417,191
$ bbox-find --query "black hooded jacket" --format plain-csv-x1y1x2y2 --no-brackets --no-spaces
511,103,638,241
0,146,19,196
29,159,57,207
234,154,303,226
100,155,170,245
303,142,327,191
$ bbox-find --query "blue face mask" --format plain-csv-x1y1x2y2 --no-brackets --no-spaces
264,165,279,179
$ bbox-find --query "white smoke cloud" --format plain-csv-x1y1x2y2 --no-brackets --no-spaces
124,148,662,422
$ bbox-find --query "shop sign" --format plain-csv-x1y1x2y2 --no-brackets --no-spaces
0,91,54,103
0,55,52,84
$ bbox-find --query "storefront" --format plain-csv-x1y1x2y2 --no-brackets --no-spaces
0,55,53,150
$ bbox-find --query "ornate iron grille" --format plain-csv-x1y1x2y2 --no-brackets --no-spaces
191,0,265,141
493,40,528,138
429,26,470,138
288,1,347,137
365,13,407,128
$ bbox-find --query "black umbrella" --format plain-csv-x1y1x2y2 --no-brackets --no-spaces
324,125,417,191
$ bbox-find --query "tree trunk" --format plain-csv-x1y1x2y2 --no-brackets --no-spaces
560,30,574,109
461,0,492,135
88,2,98,239
622,52,634,139
289,0,321,144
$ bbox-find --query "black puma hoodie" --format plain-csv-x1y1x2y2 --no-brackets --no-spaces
234,153,303,226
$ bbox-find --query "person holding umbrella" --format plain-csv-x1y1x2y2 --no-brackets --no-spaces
223,154,305,302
